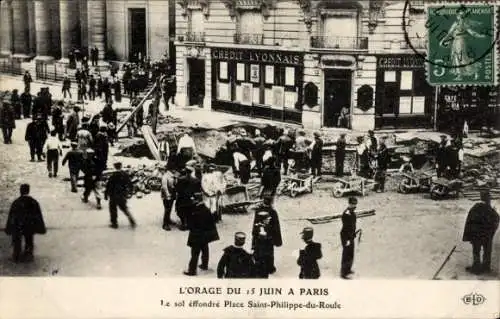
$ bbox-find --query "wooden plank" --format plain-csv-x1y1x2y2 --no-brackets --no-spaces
116,83,157,135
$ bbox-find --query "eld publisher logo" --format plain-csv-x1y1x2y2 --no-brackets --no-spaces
462,293,486,306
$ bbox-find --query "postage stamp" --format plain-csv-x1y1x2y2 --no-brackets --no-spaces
424,3,498,86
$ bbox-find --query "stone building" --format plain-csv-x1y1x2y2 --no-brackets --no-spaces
0,0,172,63
174,0,498,131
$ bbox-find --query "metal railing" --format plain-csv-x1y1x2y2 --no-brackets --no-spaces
311,36,368,50
234,33,264,45
35,62,73,82
0,59,23,76
184,32,206,43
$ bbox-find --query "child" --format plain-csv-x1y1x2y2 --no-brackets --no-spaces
297,227,322,279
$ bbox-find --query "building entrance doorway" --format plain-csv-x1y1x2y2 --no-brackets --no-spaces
323,69,352,127
128,8,147,62
188,58,205,106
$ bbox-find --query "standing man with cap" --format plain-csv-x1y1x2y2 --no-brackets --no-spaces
217,232,255,278
340,197,358,279
5,184,46,263
309,132,324,178
335,133,347,177
276,130,294,175
184,194,219,276
462,190,499,274
93,124,110,181
43,130,63,178
65,107,80,141
161,162,177,231
62,142,83,193
373,137,389,192
251,195,282,276
253,129,266,176
104,162,137,229
177,132,196,168
175,165,201,230
297,227,322,279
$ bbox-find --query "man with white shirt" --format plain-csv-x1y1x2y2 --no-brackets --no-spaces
202,164,227,222
233,150,251,185
177,132,196,168
43,130,63,178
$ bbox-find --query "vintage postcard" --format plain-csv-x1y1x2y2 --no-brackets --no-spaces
0,0,499,318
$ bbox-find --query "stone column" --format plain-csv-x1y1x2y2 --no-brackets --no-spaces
49,0,60,58
59,0,79,61
87,0,106,61
34,0,53,61
28,0,36,55
79,0,88,51
11,0,30,58
0,0,13,56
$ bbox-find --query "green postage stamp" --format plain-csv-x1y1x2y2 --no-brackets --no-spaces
426,3,498,86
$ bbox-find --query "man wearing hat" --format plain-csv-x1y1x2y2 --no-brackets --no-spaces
104,162,137,228
251,195,282,276
253,129,266,176
462,190,499,274
62,142,83,192
297,227,322,279
0,99,15,144
65,106,80,141
51,102,65,141
62,75,72,99
276,129,294,175
260,156,281,199
175,164,202,230
93,124,109,181
184,195,219,276
436,135,450,178
335,133,347,177
373,137,389,192
160,161,177,231
177,132,196,168
25,115,49,162
217,232,255,278
340,197,358,279
309,131,324,177
81,149,102,210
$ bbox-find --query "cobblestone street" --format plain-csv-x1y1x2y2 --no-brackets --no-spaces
0,77,498,279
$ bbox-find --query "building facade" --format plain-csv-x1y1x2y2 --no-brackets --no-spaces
174,0,498,131
0,0,172,63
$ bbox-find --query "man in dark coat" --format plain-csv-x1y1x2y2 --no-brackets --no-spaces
276,130,294,175
5,184,46,262
0,100,16,144
310,132,323,177
88,75,97,101
62,142,83,192
260,157,281,198
62,76,72,99
217,232,255,278
65,106,80,141
25,116,49,161
436,135,450,178
93,124,109,180
101,102,114,125
175,166,202,230
462,190,499,274
341,197,358,279
297,227,322,279
23,71,33,92
97,75,103,99
335,133,347,176
373,138,390,192
20,88,32,119
52,102,65,141
11,89,21,119
184,196,220,276
104,162,136,228
251,196,282,276
80,149,102,210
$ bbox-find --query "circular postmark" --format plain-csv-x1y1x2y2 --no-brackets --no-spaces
402,0,499,70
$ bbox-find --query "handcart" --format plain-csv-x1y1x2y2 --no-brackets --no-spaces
331,176,377,198
398,171,433,194
430,178,463,200
278,173,314,198
218,185,261,214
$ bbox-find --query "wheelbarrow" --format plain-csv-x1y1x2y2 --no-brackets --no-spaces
331,176,377,198
430,178,463,200
218,185,262,214
398,171,433,194
278,173,314,198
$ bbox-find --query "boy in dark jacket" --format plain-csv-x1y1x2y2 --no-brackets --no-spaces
217,232,254,278
62,142,83,192
5,184,46,262
297,227,322,279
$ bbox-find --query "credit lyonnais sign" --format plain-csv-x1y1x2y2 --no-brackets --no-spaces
377,55,425,69
212,48,303,66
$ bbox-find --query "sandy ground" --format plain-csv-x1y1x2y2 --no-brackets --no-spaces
0,76,499,280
